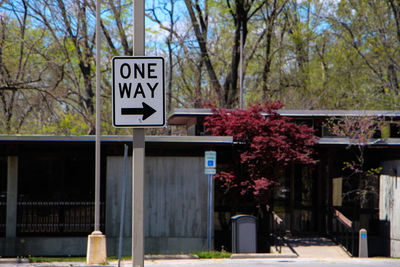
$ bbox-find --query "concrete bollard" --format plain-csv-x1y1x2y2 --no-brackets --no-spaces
359,228,368,258
87,230,107,265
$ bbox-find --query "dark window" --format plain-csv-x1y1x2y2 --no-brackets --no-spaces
0,157,6,236
291,118,314,128
390,123,400,138
16,144,104,236
322,125,337,137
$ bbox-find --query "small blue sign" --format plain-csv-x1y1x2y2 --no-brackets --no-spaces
207,160,214,167
361,233,366,239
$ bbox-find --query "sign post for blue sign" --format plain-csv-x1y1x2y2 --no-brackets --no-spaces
205,151,216,251
205,168,216,175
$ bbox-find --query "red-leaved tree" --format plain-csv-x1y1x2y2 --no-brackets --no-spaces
204,101,318,206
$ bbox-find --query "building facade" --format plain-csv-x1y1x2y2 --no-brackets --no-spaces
168,109,400,257
1,109,400,257
0,135,233,256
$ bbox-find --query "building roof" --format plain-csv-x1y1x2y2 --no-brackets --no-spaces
168,108,400,125
0,135,234,144
318,137,400,146
2,135,400,146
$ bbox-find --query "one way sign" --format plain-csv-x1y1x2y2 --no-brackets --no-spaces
112,56,165,127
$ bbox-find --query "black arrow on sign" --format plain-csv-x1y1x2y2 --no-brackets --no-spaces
121,102,156,120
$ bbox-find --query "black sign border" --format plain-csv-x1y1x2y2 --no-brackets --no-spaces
112,56,166,128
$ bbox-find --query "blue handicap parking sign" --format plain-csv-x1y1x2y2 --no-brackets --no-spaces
361,233,366,239
205,151,217,168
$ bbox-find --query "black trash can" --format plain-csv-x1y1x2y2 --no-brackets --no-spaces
231,215,257,253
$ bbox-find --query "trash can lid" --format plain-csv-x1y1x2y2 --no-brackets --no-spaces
231,214,257,220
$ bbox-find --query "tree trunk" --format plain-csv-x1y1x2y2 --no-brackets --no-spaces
183,0,223,103
389,0,400,43
262,22,274,98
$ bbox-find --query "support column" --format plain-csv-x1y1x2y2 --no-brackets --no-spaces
6,156,18,237
132,129,145,267
6,156,18,256
290,164,295,233
327,155,333,235
132,0,145,266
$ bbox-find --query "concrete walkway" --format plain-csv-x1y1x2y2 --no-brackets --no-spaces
282,236,351,259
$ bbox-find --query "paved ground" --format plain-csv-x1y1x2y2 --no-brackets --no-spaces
282,236,351,259
1,236,398,266
1,258,399,267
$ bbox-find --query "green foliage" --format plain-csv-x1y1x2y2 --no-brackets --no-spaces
40,113,90,135
1,0,400,133
28,256,86,263
28,255,133,263
193,250,231,259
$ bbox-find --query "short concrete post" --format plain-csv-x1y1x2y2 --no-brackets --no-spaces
87,231,107,265
359,228,368,258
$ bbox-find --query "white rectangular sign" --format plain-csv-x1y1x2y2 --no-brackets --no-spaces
112,56,165,127
205,168,217,175
205,151,217,168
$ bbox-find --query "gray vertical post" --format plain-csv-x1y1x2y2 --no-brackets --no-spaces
132,2,145,266
94,0,102,234
359,228,368,258
132,129,145,267
207,174,213,251
118,144,129,267
5,156,18,256
6,156,18,238
86,0,107,264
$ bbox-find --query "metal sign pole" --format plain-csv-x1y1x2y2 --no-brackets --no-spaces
133,0,145,266
118,144,129,267
204,151,216,251
207,174,213,251
86,0,107,264
95,0,102,235
132,130,144,267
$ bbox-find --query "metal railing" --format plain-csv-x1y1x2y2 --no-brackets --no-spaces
332,208,358,256
270,211,285,253
17,201,104,236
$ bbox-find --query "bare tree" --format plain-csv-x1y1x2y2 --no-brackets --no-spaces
261,0,287,98
27,0,98,134
183,0,266,108
0,0,63,133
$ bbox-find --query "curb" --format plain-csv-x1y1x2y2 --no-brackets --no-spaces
230,253,298,259
145,254,200,260
0,258,30,263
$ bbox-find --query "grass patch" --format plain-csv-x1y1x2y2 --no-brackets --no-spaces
193,250,231,259
28,256,86,263
28,256,134,263
107,256,132,261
